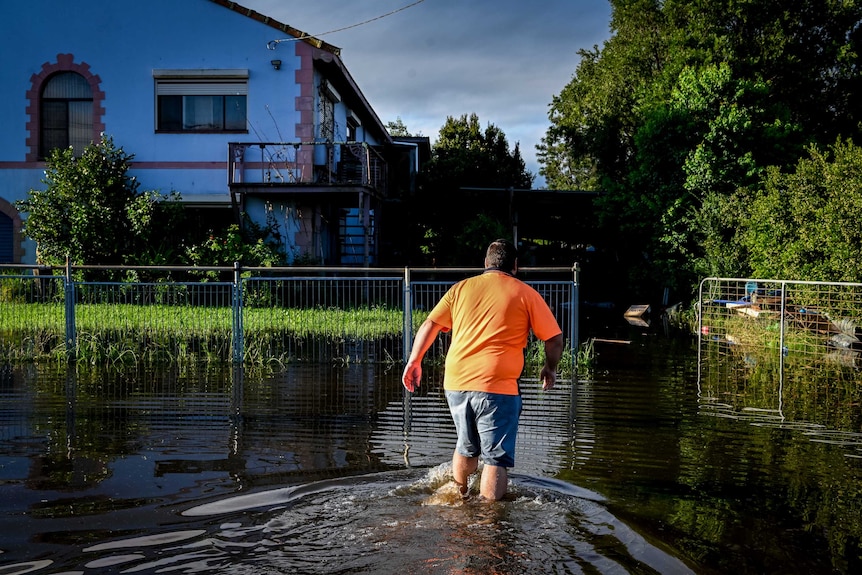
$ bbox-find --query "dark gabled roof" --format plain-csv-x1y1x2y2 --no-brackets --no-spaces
208,0,342,56
208,0,392,145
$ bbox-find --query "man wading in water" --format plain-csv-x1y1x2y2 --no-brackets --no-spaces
402,238,564,501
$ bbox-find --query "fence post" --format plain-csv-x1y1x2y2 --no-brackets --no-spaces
232,261,244,363
571,263,580,372
779,280,787,378
64,258,76,360
402,267,413,437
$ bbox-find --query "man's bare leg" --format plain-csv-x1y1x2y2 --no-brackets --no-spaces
452,451,478,496
480,464,508,501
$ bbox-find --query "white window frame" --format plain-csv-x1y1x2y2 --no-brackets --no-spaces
346,109,361,142
153,69,249,133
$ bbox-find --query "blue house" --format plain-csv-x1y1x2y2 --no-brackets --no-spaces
0,0,426,266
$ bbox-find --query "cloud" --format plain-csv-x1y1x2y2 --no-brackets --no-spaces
243,0,612,187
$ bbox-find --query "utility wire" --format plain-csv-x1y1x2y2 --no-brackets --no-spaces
267,0,425,49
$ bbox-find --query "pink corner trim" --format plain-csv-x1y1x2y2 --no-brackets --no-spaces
295,43,314,177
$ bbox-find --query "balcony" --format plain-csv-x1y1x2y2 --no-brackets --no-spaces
228,141,387,197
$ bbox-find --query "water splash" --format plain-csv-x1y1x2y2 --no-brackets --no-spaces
46,467,695,574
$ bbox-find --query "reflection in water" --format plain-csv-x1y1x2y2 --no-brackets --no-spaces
2,329,862,573
697,332,862,456
692,332,862,573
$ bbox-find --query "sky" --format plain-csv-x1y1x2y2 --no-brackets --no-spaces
241,0,613,188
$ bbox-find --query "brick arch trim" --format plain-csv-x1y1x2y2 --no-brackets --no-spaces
0,198,24,263
25,53,106,162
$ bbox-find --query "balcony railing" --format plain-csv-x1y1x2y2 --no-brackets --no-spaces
228,141,387,193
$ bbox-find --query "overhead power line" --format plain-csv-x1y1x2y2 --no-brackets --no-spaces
267,0,426,50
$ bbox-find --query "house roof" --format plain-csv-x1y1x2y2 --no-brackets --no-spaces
208,0,342,56
209,0,392,145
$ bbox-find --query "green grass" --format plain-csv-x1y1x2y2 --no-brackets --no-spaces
0,302,580,375
244,305,409,339
0,302,65,331
0,302,412,365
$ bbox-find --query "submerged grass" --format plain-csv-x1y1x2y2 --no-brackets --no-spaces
1,302,577,375
0,303,408,368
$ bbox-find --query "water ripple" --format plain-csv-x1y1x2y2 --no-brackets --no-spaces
53,468,694,575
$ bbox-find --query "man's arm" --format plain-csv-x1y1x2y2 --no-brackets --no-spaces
402,318,445,392
540,333,564,391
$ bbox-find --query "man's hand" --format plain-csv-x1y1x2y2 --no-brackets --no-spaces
401,319,444,393
540,365,557,391
541,333,564,391
402,361,422,392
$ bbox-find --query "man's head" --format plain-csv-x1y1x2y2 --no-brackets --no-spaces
485,238,518,274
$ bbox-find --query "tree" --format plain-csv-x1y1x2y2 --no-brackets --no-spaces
185,211,286,273
539,0,670,192
742,139,862,282
412,113,533,265
665,63,803,280
540,0,862,298
386,117,415,137
17,135,183,270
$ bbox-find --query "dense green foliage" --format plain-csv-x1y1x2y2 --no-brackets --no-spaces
540,0,862,297
185,222,285,273
411,113,533,265
743,139,862,281
16,136,285,273
16,135,184,269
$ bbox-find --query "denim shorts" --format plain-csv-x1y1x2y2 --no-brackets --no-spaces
445,391,522,468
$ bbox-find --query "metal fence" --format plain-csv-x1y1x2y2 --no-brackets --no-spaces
404,267,579,364
697,277,862,450
1,264,579,366
698,277,862,377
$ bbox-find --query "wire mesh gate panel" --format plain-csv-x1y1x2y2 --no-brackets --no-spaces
241,274,404,364
73,282,236,362
2,265,578,368
699,277,862,367
0,273,66,361
697,277,862,430
406,269,579,365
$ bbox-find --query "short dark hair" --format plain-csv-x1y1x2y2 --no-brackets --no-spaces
485,238,517,271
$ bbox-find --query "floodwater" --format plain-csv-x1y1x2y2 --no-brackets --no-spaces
1,317,862,574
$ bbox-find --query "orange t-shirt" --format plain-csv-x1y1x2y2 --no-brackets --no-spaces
427,271,562,395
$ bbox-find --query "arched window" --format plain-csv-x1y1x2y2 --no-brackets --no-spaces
26,55,105,162
40,71,93,158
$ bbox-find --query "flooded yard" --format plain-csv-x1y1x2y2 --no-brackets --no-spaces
1,318,861,573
